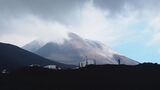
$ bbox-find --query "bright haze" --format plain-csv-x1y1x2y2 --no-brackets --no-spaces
0,0,160,63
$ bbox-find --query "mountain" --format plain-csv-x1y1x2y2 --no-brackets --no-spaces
0,42,75,71
24,33,139,65
23,40,45,52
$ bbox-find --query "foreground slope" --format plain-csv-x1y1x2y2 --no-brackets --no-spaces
0,63,160,90
0,42,74,71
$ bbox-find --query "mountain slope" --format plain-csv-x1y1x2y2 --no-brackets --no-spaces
22,40,45,52
0,42,75,71
25,33,139,65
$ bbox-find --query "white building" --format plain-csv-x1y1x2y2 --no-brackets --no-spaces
1,69,8,74
29,64,40,67
44,65,60,70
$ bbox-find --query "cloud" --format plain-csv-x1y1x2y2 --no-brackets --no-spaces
146,14,160,47
0,0,86,23
70,1,141,46
0,15,71,46
93,0,160,14
0,34,35,47
0,0,140,47
158,49,160,55
147,33,160,46
1,0,160,62
0,0,160,51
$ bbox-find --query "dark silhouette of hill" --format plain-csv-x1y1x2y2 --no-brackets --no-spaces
0,42,75,71
0,63,160,90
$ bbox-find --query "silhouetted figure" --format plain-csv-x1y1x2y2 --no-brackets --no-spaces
118,59,121,65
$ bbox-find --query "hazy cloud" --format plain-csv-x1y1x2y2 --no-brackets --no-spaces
0,0,87,26
0,0,160,55
93,0,160,14
0,0,139,46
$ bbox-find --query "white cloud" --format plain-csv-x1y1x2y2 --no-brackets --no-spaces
147,33,160,46
158,49,160,55
0,1,142,48
71,1,140,46
146,14,160,47
0,15,70,46
149,15,160,32
0,34,35,47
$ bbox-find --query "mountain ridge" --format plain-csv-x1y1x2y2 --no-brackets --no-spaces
23,33,139,65
0,42,75,71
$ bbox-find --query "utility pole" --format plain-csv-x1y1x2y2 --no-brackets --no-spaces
93,59,96,65
85,56,88,66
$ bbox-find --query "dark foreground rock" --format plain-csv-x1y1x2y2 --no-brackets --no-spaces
0,63,160,90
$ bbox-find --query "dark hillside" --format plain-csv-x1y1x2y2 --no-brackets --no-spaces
0,42,75,71
0,63,160,90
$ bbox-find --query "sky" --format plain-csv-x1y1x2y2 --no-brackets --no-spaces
0,0,160,63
